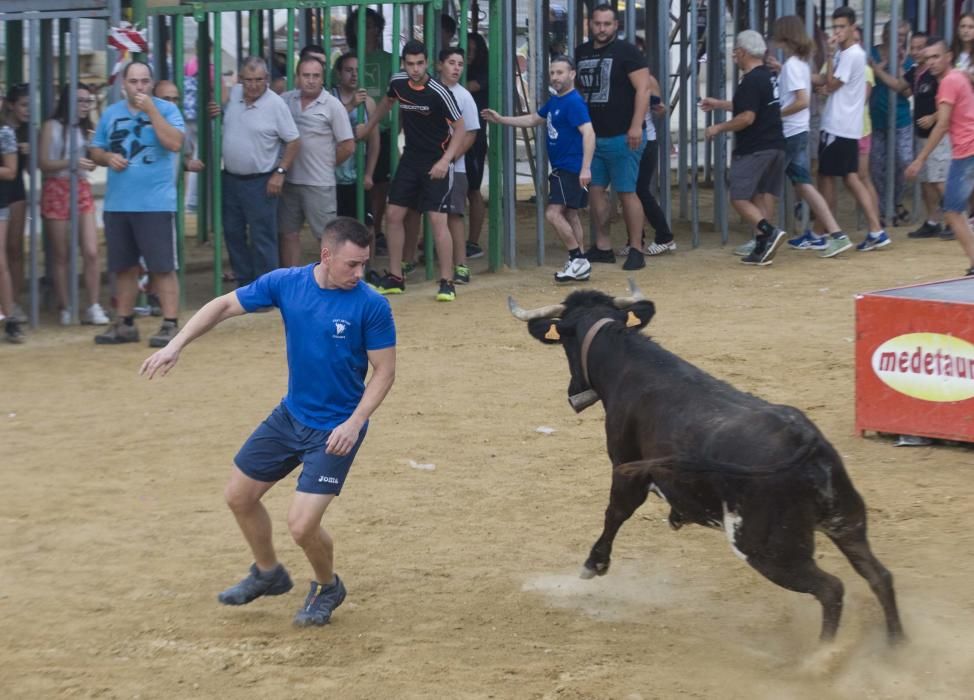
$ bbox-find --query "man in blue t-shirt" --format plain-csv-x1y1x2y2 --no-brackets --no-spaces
90,61,185,348
481,56,595,282
141,217,397,628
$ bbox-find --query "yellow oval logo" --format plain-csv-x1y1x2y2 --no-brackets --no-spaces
871,333,974,402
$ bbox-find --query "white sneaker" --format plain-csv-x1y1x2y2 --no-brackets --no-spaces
83,303,110,325
554,257,592,282
59,309,72,326
645,241,676,256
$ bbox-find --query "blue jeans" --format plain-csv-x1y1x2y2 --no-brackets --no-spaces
869,125,913,214
222,172,279,285
943,156,974,213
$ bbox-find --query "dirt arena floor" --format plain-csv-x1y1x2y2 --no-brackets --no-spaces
3,200,974,699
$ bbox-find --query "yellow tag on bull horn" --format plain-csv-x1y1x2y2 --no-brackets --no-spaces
545,324,561,340
626,311,640,327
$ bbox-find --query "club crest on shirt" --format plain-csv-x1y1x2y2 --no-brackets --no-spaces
332,319,350,339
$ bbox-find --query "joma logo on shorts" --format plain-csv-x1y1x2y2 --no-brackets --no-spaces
318,475,339,484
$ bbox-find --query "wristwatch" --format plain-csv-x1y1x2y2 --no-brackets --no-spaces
274,166,287,175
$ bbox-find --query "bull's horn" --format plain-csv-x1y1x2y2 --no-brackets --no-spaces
612,278,648,308
508,296,566,321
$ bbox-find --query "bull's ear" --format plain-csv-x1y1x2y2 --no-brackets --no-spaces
624,301,656,330
527,318,563,344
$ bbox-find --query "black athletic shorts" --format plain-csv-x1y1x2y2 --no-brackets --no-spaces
337,183,374,224
548,169,588,209
374,129,392,184
387,157,453,214
465,130,488,190
104,211,177,273
818,132,858,177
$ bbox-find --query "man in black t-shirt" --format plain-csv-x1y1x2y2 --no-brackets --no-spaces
905,37,951,238
357,40,465,301
702,30,787,266
574,3,652,271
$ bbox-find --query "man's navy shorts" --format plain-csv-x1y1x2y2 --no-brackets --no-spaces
234,403,367,495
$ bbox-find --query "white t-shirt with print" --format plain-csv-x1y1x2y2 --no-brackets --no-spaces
821,42,867,140
779,56,811,138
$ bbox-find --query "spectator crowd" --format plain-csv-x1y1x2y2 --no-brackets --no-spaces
2,4,974,346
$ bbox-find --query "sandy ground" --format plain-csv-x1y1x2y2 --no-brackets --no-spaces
3,203,974,700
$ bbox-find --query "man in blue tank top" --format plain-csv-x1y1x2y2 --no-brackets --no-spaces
141,217,397,627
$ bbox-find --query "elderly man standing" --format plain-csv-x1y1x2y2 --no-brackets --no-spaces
90,61,185,347
278,56,354,267
213,57,300,286
701,30,787,266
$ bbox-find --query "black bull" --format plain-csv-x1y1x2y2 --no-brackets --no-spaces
510,281,904,644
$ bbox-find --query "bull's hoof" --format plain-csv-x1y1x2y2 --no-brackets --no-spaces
580,562,609,579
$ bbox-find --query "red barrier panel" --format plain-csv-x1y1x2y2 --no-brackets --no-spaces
855,276,974,443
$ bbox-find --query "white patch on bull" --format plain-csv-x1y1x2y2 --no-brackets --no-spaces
648,484,668,503
722,502,748,561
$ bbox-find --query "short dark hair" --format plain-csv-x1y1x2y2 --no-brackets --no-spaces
912,31,928,41
402,39,427,60
926,35,948,51
122,60,153,81
333,52,357,74
300,44,326,60
345,8,385,50
323,216,373,249
438,46,464,63
550,54,575,69
832,6,856,25
441,14,457,37
590,3,617,20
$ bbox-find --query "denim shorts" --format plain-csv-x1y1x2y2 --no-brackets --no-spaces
235,402,367,495
784,132,812,185
943,155,974,213
590,133,645,192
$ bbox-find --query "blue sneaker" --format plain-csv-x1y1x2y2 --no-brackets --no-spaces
787,230,821,250
293,575,347,626
218,563,293,605
856,231,891,252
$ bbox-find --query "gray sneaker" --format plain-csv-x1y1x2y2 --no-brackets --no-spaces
94,320,139,345
293,575,347,627
818,234,853,258
734,239,756,256
149,320,178,348
218,563,293,605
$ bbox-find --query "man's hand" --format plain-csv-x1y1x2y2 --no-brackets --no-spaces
917,115,936,130
186,159,205,172
207,100,222,119
132,93,158,115
325,418,364,456
905,158,924,180
626,126,643,150
267,171,285,196
363,174,374,191
140,345,181,380
355,123,370,141
429,157,450,180
699,97,718,113
78,157,97,172
351,89,368,107
480,108,501,124
651,102,667,117
106,153,129,171
579,166,591,189
705,124,721,141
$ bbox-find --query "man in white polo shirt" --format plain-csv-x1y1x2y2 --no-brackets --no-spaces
278,56,355,267
215,56,300,286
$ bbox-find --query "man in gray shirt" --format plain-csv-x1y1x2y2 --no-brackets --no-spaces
278,56,355,267
214,56,300,285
